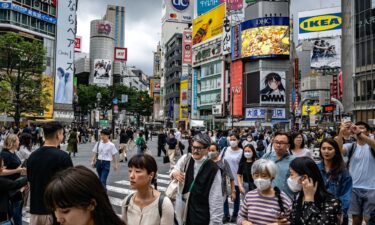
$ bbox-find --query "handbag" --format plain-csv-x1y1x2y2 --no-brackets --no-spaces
165,154,191,201
92,142,100,168
163,155,170,164
222,159,232,195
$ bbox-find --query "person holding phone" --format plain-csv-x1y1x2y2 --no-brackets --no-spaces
288,157,342,224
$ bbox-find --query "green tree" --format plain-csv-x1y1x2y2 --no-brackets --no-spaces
0,32,49,127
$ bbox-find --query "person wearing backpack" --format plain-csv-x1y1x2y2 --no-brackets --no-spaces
255,134,267,158
217,130,229,150
336,121,375,225
122,154,174,225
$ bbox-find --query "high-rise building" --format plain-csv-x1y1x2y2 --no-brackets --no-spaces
103,5,125,48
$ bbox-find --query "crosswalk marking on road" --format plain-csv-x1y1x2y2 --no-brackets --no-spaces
22,172,235,225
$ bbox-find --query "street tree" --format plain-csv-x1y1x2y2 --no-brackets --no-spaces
0,32,49,127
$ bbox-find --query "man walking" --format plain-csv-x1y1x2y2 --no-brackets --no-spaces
27,122,73,225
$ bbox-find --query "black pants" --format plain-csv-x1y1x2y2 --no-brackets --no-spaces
157,144,166,156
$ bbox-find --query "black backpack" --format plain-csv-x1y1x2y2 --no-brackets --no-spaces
347,142,375,169
256,140,265,152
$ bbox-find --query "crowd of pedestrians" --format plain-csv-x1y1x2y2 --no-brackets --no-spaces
1,120,375,225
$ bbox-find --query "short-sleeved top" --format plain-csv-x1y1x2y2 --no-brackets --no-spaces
290,148,313,158
27,146,73,214
262,151,295,197
92,141,118,161
221,147,243,185
237,161,255,184
344,142,375,189
0,149,21,181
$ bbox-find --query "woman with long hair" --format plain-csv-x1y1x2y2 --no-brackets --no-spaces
122,154,174,225
17,133,33,164
318,138,352,225
289,132,312,158
0,134,26,225
288,157,342,224
237,144,257,197
44,165,125,225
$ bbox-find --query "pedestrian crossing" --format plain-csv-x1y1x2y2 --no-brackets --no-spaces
22,172,236,225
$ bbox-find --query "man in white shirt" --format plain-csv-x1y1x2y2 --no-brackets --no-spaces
336,121,375,225
91,129,118,190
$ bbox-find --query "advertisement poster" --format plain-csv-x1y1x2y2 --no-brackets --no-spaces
182,30,193,64
241,17,289,59
162,0,193,23
192,3,225,46
231,60,243,116
54,0,75,104
180,79,189,120
197,0,243,15
310,36,341,68
93,59,112,86
298,7,342,40
260,71,286,105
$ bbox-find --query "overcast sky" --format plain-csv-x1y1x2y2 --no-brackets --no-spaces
76,0,162,76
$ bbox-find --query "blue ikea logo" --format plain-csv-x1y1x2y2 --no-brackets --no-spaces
299,13,342,34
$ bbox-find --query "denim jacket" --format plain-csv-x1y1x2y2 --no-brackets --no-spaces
317,162,353,214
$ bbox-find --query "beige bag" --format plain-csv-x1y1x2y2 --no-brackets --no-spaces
165,153,191,201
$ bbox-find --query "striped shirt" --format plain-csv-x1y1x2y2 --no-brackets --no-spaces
237,189,292,225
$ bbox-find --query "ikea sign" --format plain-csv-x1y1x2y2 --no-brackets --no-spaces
299,13,342,34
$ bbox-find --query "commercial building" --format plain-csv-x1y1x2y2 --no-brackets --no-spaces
103,4,125,48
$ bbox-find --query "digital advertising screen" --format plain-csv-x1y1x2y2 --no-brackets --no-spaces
241,17,289,59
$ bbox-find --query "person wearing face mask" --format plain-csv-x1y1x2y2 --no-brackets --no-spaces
208,143,236,209
171,133,223,225
221,133,243,223
288,157,342,225
241,134,256,149
237,145,258,198
237,159,292,225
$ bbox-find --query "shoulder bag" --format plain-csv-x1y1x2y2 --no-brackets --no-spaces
91,142,100,168
165,153,191,201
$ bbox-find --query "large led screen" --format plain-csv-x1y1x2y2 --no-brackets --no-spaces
241,17,289,59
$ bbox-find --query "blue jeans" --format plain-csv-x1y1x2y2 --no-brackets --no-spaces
137,145,143,154
96,160,111,190
224,185,240,218
12,200,23,225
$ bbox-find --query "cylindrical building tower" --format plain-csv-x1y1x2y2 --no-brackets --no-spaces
90,19,115,86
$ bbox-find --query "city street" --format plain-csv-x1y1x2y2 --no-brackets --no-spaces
22,137,236,225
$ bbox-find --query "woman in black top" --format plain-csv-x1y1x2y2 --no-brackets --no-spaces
0,156,28,224
119,129,129,162
0,134,25,225
237,144,257,197
287,157,342,225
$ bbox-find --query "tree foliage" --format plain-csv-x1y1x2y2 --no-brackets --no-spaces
0,32,49,126
76,84,153,117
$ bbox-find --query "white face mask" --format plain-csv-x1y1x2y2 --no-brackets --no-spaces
247,137,253,142
254,178,271,191
244,152,253,159
287,176,302,192
230,141,238,148
208,152,219,159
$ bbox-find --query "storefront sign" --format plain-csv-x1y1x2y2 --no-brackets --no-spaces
231,23,241,60
245,108,286,119
222,16,231,55
182,30,192,64
193,38,222,66
0,2,57,24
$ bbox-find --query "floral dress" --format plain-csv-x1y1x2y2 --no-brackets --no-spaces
290,196,342,225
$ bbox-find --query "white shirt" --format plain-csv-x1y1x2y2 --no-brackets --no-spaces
92,141,118,161
222,147,243,185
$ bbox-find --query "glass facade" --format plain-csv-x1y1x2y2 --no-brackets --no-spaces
0,0,56,37
354,0,375,120
198,61,222,107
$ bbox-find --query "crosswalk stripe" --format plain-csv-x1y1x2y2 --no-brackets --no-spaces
158,173,170,179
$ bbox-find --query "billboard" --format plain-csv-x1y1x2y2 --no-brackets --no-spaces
197,0,243,15
180,79,189,120
114,47,128,61
241,17,289,59
182,30,192,64
93,59,112,86
192,3,225,46
310,36,341,68
231,60,243,117
298,7,342,40
162,0,193,23
193,38,221,66
302,105,321,116
245,108,286,119
260,71,286,105
54,0,75,104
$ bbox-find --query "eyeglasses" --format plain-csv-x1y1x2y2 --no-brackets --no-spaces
192,145,206,151
273,141,289,145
